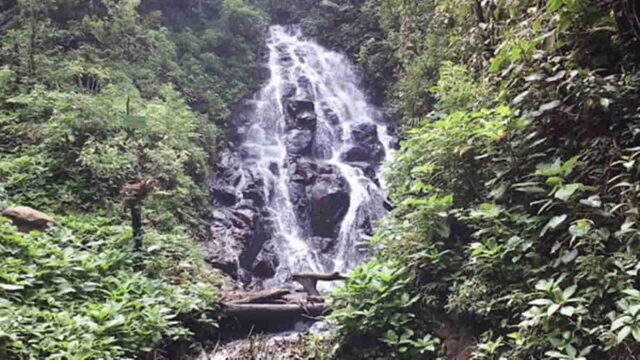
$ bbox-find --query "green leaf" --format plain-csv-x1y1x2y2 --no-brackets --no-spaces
560,306,576,317
545,350,566,358
548,303,561,316
618,326,632,343
612,316,631,331
548,0,565,11
542,215,568,236
562,285,577,300
561,249,578,264
0,284,24,291
529,298,554,306
580,195,601,208
555,183,581,201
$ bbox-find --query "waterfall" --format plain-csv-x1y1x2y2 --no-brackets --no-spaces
206,25,393,289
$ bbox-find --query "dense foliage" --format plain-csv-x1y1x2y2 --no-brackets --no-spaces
0,215,219,359
0,0,266,358
294,0,640,359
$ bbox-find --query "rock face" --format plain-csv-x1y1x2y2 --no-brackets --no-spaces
203,26,392,287
342,123,385,163
2,206,56,232
309,173,350,238
284,99,317,130
285,130,313,155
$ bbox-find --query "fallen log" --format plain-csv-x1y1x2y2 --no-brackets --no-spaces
224,303,326,318
223,288,291,304
292,271,346,296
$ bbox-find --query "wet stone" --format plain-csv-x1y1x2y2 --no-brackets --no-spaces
309,173,350,238
285,130,313,155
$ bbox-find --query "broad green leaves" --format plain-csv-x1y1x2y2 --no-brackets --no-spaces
0,217,219,359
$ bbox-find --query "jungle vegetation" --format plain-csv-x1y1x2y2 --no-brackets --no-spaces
292,0,640,359
3,0,640,359
0,0,266,358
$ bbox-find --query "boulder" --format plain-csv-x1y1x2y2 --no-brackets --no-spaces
240,168,266,207
2,206,56,233
202,224,249,277
342,123,384,163
232,209,256,228
212,186,237,207
288,159,317,184
252,252,278,278
309,173,350,238
283,99,317,130
285,129,313,155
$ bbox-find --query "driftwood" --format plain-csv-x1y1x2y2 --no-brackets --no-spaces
292,271,346,296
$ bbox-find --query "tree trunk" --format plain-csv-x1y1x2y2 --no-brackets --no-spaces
130,203,142,250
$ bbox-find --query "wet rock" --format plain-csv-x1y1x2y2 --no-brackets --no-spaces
312,125,334,159
288,180,310,226
285,129,313,155
318,163,336,174
312,142,333,159
279,54,293,66
2,206,56,233
236,199,256,210
229,101,258,142
348,161,379,184
281,83,297,99
283,99,317,130
309,236,335,253
254,66,271,89
211,150,242,206
288,160,317,184
240,145,260,160
239,215,274,272
297,76,314,100
202,225,249,277
268,162,279,175
294,48,307,62
232,209,256,228
212,185,237,207
342,123,384,163
252,251,278,278
322,107,340,125
309,173,350,238
241,169,266,207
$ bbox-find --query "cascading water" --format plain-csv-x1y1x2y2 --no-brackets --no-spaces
206,25,393,289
